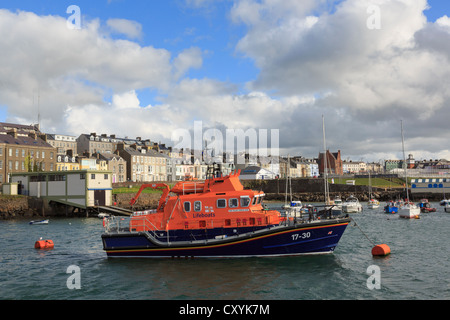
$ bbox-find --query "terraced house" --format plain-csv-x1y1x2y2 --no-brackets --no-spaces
0,123,56,184
117,143,166,182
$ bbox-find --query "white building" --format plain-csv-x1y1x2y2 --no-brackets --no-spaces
10,170,112,208
238,166,278,180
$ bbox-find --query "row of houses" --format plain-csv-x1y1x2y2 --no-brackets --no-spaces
2,121,449,185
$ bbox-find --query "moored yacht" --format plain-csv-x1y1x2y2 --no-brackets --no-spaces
342,195,363,213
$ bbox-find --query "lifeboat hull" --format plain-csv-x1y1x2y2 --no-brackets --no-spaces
102,218,350,258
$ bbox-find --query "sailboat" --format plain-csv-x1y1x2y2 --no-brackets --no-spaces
282,155,303,218
367,172,380,209
398,120,420,219
322,116,341,215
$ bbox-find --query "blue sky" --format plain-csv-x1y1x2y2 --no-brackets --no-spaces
1,1,450,160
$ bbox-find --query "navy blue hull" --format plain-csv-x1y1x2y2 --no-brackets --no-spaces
102,219,350,258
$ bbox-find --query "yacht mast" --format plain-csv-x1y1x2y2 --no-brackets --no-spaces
322,115,330,205
401,120,409,202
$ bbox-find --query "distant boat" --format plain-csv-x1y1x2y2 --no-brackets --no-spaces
445,204,450,213
367,172,379,209
384,201,398,214
418,199,436,213
333,197,343,208
397,120,420,219
331,197,343,215
367,199,380,209
29,219,49,225
440,199,450,206
342,195,363,213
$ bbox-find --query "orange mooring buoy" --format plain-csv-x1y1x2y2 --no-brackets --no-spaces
34,239,54,249
372,244,390,256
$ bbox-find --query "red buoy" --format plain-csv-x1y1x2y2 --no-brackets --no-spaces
34,239,54,249
372,244,390,256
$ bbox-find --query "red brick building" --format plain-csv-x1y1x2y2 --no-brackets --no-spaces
318,150,343,176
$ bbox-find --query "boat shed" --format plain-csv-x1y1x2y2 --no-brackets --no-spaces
10,170,113,209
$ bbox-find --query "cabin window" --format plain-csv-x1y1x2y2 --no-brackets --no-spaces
252,197,257,205
194,201,201,212
184,201,191,212
229,198,238,208
240,196,250,207
217,199,226,208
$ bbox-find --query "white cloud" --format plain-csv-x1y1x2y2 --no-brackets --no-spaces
0,9,203,133
2,2,450,162
106,18,143,39
229,0,450,160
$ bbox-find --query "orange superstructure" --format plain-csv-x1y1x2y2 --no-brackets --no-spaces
129,169,282,233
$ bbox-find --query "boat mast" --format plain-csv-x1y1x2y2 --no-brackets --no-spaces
401,120,410,202
322,115,330,205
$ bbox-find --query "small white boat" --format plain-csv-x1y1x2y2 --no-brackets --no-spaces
342,195,363,213
332,197,343,208
29,219,49,225
398,203,421,219
284,200,303,218
331,197,343,215
440,199,450,206
367,199,380,209
98,213,111,219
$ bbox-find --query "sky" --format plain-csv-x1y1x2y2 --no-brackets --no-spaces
1,0,450,163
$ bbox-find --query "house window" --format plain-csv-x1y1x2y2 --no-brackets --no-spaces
216,199,226,208
104,174,108,180
91,174,95,179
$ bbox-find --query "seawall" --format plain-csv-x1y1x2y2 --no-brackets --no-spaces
0,195,39,219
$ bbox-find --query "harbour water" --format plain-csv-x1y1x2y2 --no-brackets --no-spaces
1,202,449,301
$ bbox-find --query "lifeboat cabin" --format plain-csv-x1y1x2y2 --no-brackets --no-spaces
128,168,281,235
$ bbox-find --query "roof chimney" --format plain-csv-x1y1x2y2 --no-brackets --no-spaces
7,128,18,139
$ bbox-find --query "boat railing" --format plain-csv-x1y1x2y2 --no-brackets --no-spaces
103,215,161,238
103,216,131,233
